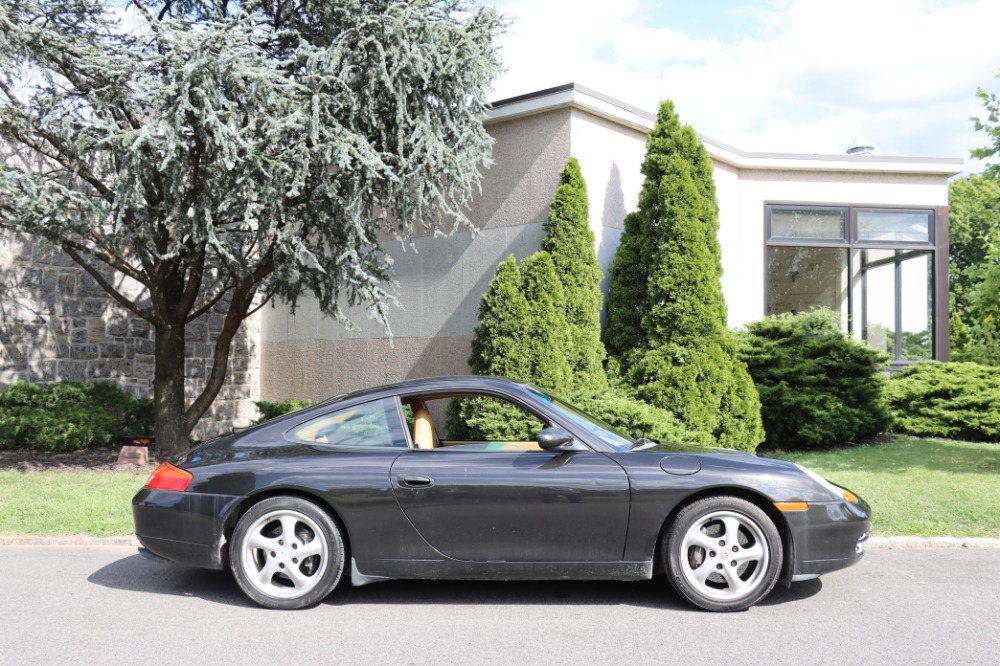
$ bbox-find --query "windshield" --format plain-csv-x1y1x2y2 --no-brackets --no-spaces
528,388,634,451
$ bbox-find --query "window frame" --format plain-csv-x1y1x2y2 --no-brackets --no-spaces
764,202,944,363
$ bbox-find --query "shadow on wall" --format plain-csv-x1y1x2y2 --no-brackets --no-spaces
597,162,627,305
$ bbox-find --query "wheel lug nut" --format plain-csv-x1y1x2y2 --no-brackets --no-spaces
716,564,723,570
279,540,284,545
719,540,725,546
731,561,738,567
293,558,298,564
279,563,285,569
292,543,298,550
270,551,276,557
709,551,716,558
733,546,739,552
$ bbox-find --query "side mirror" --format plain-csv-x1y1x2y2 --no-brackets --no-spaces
537,427,579,451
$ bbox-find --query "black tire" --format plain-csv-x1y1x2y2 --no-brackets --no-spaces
230,496,344,610
663,496,782,612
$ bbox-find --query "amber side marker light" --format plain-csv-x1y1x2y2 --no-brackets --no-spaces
843,490,859,503
774,502,809,512
144,462,193,492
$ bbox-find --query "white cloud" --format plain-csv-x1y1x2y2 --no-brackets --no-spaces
491,0,1000,170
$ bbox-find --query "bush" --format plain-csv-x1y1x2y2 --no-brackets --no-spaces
605,100,763,451
737,310,892,449
885,362,1000,441
254,399,315,423
566,389,713,447
0,382,154,451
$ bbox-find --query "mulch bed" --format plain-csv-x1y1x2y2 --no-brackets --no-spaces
0,448,162,473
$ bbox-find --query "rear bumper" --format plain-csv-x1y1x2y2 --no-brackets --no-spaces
785,498,871,580
132,487,244,570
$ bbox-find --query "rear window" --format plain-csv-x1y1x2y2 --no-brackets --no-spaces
287,398,406,448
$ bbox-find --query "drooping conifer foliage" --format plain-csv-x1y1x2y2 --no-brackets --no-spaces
542,157,607,390
0,0,505,450
605,101,763,452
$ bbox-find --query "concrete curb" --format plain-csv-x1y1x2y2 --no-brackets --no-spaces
866,536,1000,549
0,535,140,547
2,534,1000,549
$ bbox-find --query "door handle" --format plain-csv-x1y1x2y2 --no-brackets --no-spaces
399,475,433,488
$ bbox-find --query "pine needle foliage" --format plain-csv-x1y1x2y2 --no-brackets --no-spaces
542,157,607,390
605,101,763,452
885,362,1000,442
0,0,505,450
737,310,891,449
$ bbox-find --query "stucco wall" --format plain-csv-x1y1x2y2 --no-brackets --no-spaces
260,111,574,400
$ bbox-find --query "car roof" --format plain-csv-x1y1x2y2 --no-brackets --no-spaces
330,375,535,404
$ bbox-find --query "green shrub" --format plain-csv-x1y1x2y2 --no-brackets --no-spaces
253,399,315,423
737,310,892,449
885,362,1000,441
605,100,763,452
566,389,713,447
0,381,153,451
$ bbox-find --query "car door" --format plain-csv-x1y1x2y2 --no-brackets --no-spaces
390,447,630,563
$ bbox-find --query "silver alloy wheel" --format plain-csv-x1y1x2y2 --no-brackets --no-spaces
240,508,329,600
678,509,770,602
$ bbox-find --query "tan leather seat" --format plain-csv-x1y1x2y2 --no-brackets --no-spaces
411,401,436,449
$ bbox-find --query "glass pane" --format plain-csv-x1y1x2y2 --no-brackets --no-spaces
290,398,404,447
766,246,849,320
900,252,933,360
770,208,846,240
857,210,931,243
852,249,933,360
854,249,895,356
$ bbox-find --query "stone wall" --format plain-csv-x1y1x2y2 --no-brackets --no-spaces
0,230,260,441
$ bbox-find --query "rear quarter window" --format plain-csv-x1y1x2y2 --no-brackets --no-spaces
288,398,406,448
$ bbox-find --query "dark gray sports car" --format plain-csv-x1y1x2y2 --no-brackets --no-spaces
133,376,870,612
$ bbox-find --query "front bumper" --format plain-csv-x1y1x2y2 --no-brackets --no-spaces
784,497,871,581
132,488,244,570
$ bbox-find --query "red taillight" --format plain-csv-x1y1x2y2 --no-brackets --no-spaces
144,462,193,492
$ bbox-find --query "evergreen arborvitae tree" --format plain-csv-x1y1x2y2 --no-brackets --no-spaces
451,253,571,440
542,158,607,390
605,101,764,452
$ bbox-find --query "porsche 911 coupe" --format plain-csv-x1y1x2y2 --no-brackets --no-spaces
133,376,870,612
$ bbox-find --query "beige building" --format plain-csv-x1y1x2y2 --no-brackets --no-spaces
260,84,963,404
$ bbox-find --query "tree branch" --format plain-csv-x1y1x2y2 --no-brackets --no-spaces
60,242,157,323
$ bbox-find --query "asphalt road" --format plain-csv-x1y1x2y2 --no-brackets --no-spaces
0,545,996,666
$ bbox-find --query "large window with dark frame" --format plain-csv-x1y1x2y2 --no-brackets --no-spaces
765,205,936,362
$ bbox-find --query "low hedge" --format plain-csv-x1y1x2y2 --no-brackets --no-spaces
886,362,1000,441
737,309,892,449
0,381,153,451
253,399,315,423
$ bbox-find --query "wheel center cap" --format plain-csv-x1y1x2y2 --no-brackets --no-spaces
721,552,730,561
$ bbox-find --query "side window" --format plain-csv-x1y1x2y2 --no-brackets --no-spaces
401,393,546,451
288,398,406,448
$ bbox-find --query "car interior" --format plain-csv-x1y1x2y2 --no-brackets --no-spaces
401,395,545,452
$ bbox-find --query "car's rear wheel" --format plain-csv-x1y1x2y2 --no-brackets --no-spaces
663,496,782,612
230,496,344,610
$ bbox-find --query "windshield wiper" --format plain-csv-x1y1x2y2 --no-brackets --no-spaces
629,437,658,451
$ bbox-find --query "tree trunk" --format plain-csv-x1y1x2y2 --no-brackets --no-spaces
153,321,190,453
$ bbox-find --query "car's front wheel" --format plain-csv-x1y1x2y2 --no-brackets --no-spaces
663,496,782,611
230,496,344,610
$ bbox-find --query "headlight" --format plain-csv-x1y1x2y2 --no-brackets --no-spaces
794,463,858,503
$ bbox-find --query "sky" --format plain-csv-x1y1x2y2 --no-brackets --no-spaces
489,0,1000,173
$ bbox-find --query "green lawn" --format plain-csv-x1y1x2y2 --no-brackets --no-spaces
0,469,147,537
764,437,1000,538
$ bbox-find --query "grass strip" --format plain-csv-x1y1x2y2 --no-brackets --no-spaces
0,469,147,537
764,437,1000,538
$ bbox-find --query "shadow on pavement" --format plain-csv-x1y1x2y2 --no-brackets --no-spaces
87,553,255,608
89,554,822,611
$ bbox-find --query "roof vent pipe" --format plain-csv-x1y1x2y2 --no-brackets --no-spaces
847,136,876,156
